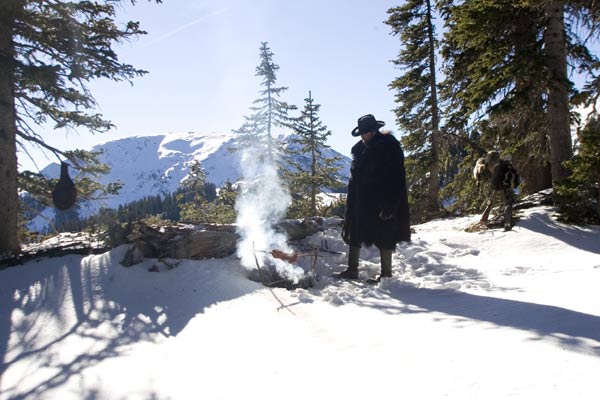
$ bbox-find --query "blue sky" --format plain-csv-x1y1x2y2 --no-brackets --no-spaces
19,0,599,172
20,0,403,171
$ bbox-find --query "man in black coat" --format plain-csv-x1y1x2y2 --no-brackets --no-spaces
335,114,411,281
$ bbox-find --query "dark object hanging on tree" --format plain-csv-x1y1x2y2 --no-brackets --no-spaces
52,162,77,210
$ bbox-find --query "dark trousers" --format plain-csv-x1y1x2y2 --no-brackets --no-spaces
480,189,515,230
348,245,393,276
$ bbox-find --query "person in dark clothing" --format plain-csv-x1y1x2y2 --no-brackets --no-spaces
335,114,411,281
473,151,520,230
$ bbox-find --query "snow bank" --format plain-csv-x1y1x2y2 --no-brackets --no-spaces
1,206,599,399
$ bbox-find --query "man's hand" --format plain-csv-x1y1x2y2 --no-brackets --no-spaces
342,223,350,243
379,210,393,221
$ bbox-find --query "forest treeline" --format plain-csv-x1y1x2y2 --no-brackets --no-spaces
1,1,600,253
386,0,599,224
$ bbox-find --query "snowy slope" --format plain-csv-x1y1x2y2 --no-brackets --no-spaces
30,131,351,230
2,206,599,399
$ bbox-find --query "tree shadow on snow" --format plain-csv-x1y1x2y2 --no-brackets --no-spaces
0,246,256,399
354,284,600,357
517,210,600,254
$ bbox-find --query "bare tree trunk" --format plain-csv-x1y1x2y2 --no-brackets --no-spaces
519,156,553,193
543,1,573,185
426,0,440,214
514,10,554,194
597,177,600,218
0,4,20,254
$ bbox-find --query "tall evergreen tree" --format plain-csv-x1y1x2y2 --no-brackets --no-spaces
177,160,208,223
538,0,600,183
0,0,158,254
208,180,238,224
442,0,553,196
555,116,600,223
441,0,600,196
386,0,443,219
286,91,342,217
233,42,296,163
542,1,572,184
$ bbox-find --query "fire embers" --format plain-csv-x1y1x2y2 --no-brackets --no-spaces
249,247,315,290
52,162,77,210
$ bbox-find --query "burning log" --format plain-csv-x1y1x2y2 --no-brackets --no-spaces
249,246,319,291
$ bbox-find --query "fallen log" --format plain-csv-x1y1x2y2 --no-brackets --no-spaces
120,222,239,266
119,218,334,267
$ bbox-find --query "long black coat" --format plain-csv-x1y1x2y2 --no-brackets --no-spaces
343,132,411,250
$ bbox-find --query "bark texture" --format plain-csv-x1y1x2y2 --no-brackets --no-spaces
543,1,573,185
0,3,20,254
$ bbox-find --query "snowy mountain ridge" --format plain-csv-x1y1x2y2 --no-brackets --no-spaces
31,131,351,230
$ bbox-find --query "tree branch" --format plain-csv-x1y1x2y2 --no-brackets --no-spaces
16,130,84,169
442,130,488,156
20,202,59,235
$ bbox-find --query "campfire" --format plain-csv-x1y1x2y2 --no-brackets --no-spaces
250,247,317,290
233,137,334,291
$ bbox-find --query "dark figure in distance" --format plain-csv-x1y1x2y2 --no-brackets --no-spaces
473,151,520,231
335,114,411,282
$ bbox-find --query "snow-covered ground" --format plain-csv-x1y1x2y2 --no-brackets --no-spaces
1,206,599,399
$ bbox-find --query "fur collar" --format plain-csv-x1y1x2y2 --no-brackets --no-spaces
351,132,397,157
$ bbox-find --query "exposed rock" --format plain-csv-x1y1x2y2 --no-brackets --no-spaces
515,188,554,210
121,242,147,267
274,217,324,240
166,230,239,260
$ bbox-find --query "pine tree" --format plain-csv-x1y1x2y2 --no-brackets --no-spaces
0,0,158,254
233,42,296,163
177,160,208,224
537,0,600,185
556,117,600,223
440,0,548,206
441,0,600,197
286,91,342,217
386,0,443,219
216,180,238,208
207,180,238,224
542,1,572,185
18,149,122,237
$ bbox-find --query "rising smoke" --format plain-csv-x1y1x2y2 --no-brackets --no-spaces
235,143,305,283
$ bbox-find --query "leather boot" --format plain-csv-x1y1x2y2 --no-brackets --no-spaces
334,267,358,279
332,246,360,279
378,248,393,279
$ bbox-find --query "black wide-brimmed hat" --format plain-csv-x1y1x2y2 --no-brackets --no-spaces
351,114,385,137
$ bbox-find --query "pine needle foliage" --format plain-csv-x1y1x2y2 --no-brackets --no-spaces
233,42,296,164
440,0,600,196
0,0,159,252
177,160,209,224
386,0,443,220
285,91,342,218
555,116,600,224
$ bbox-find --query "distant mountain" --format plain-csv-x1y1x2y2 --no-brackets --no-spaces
30,131,351,231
